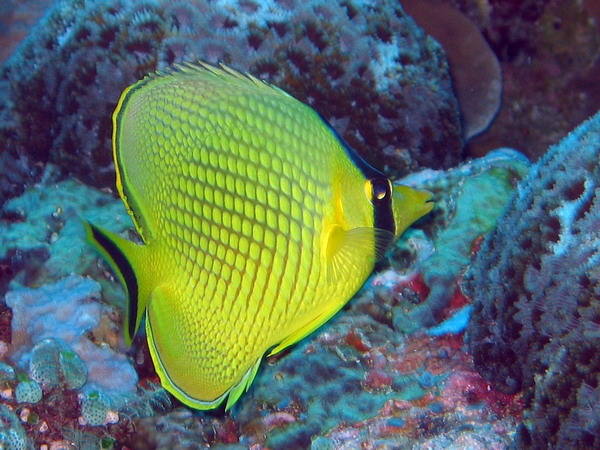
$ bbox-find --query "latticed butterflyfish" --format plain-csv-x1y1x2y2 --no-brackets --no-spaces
86,62,433,410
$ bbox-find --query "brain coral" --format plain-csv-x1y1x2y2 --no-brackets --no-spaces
0,0,462,201
464,111,600,448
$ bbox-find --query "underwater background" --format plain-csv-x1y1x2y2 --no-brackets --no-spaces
0,0,599,448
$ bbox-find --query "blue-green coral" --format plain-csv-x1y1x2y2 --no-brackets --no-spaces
29,339,87,390
0,167,131,293
80,390,112,426
465,111,600,448
5,275,138,394
389,149,530,333
15,377,43,404
0,404,30,449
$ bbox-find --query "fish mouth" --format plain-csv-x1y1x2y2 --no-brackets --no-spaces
417,188,435,204
417,189,435,215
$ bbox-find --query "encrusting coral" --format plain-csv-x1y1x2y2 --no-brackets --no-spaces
0,155,529,447
0,0,462,204
28,339,87,391
0,167,132,299
1,273,171,444
0,404,30,449
5,275,138,395
386,149,530,333
464,110,600,448
15,377,43,404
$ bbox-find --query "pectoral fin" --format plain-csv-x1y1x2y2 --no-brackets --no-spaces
323,225,394,283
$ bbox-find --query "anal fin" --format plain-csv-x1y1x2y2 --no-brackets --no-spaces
225,357,262,410
268,301,343,357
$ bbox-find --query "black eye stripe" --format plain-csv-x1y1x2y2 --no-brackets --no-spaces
366,177,395,244
315,112,395,239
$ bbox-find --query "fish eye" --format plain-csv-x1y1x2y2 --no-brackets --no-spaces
366,178,392,203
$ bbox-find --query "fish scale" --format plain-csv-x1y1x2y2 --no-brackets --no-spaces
86,62,433,409
172,142,310,336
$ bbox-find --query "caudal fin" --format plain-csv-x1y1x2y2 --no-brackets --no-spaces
84,222,149,344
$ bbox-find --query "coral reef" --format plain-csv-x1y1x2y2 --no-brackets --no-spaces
0,404,30,449
452,0,548,61
402,0,502,139
0,0,55,64
0,165,132,298
110,152,531,447
448,0,600,161
5,275,138,395
399,0,600,161
28,339,87,391
464,111,600,448
383,149,529,333
0,362,15,383
128,304,520,448
15,378,43,404
0,153,528,446
79,390,114,426
0,174,169,446
0,1,598,447
0,274,171,446
0,0,463,203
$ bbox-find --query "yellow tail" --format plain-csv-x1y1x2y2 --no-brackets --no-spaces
84,222,150,345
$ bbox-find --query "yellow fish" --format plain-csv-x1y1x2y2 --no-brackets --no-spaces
86,62,433,410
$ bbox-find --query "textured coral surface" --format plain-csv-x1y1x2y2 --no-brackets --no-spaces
402,0,502,140
465,111,600,448
0,0,462,203
0,154,526,447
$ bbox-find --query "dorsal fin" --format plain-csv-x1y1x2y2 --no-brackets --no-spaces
129,61,293,101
